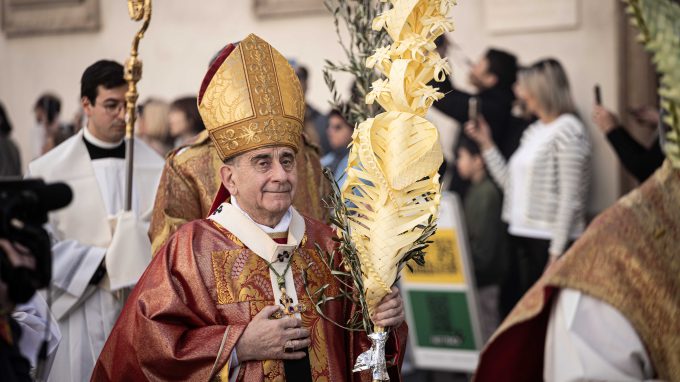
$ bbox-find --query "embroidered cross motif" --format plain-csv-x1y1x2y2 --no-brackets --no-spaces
268,252,307,319
277,250,291,262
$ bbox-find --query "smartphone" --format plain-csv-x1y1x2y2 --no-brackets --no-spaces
468,97,479,125
594,84,602,105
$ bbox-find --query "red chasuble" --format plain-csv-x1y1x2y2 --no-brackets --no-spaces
91,210,407,381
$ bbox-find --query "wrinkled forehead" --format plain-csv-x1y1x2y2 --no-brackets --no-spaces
235,145,296,162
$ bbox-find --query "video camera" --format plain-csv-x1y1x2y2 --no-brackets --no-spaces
0,179,72,305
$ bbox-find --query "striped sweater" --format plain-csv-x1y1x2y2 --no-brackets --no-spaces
483,113,591,255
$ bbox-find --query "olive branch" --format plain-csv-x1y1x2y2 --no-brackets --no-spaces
323,0,390,126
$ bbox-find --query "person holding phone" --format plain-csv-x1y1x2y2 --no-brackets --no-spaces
432,39,522,197
465,59,591,316
592,100,664,183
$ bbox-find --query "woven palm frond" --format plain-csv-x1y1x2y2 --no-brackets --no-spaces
341,0,454,316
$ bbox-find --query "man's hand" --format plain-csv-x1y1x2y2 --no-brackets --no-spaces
592,105,619,134
236,305,310,362
629,105,660,129
371,286,405,328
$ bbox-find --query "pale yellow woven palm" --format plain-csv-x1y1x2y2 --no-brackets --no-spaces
341,0,454,314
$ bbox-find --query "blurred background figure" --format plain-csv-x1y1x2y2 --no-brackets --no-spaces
168,96,204,148
321,109,353,187
592,104,664,183
33,93,62,156
0,102,22,177
296,64,330,155
137,98,172,157
65,107,85,136
432,37,524,198
455,135,506,341
466,58,591,318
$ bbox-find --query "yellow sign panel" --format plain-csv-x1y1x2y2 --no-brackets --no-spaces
402,228,465,285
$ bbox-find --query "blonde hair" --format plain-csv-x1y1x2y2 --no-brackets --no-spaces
518,59,576,117
140,99,170,141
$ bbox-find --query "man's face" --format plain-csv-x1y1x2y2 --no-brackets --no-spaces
82,84,127,143
221,146,298,224
469,57,497,90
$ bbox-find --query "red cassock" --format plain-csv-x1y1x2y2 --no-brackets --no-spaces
91,215,407,381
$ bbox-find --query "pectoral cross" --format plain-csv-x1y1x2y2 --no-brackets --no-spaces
271,275,307,319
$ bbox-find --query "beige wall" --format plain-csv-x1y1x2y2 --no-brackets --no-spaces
1,0,622,213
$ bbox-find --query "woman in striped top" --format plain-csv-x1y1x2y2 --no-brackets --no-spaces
466,59,591,315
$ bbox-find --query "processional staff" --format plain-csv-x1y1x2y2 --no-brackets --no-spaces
124,0,152,211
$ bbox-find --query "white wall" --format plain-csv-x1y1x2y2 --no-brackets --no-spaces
0,0,622,212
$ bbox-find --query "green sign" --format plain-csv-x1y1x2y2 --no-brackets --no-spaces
401,193,481,372
408,290,476,350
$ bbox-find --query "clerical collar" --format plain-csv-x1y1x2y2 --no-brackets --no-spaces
230,196,292,234
83,127,125,160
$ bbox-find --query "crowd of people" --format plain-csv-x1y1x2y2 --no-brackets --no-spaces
429,41,668,345
0,31,673,382
0,90,207,167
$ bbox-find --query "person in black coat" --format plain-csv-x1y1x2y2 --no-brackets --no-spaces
432,40,522,197
592,104,665,183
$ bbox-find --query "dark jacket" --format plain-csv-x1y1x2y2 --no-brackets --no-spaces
463,175,507,287
606,126,664,183
0,317,32,382
433,77,524,196
0,135,21,177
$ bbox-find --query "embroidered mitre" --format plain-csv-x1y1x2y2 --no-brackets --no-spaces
197,34,305,161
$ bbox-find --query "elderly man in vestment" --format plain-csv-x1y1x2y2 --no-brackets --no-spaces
148,128,327,255
92,34,408,382
27,60,164,381
148,70,329,255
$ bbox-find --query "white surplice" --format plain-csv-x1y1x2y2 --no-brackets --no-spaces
544,288,655,381
27,128,164,382
12,293,61,374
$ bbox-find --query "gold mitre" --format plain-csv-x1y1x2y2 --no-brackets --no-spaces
197,34,305,161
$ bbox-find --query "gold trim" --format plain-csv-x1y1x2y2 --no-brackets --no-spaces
267,232,288,240
210,326,231,380
209,115,302,160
